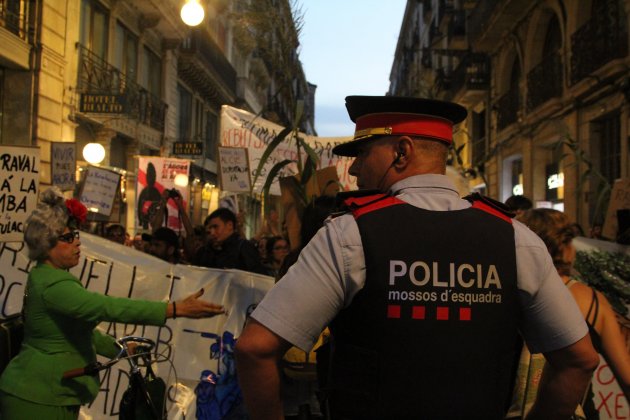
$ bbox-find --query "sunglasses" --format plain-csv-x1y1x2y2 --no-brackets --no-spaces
58,230,80,243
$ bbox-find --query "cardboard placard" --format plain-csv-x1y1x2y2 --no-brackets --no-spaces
0,145,40,242
51,142,76,191
218,147,251,193
79,166,121,217
603,178,630,240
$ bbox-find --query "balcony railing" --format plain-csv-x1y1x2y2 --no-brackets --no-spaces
77,45,167,131
526,51,563,111
570,15,628,85
0,0,29,40
495,91,519,131
181,30,237,95
450,53,490,95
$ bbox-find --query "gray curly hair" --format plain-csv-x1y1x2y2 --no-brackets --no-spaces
24,187,69,261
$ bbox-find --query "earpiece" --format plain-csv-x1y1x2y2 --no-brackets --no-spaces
392,151,405,164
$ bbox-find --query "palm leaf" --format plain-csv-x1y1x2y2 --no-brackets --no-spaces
251,126,292,190
297,136,320,168
300,154,315,187
293,100,304,131
261,159,294,205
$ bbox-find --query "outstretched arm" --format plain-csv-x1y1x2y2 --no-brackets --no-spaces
526,334,599,420
235,318,291,420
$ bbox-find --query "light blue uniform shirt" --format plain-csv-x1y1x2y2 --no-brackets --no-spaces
252,174,588,353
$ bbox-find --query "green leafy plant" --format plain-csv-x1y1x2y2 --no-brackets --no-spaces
574,250,630,316
251,100,321,212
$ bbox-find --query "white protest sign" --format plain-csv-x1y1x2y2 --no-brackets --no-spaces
218,147,251,192
0,146,39,242
79,166,121,217
220,105,356,195
51,142,76,191
0,233,274,419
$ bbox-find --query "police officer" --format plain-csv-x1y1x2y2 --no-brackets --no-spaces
234,96,599,419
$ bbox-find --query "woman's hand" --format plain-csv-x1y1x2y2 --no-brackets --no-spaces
168,289,225,319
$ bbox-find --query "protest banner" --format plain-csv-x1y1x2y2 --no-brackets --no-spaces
79,166,121,217
218,147,251,193
603,178,630,240
220,105,356,196
137,157,190,232
51,142,76,191
0,145,39,242
0,232,274,419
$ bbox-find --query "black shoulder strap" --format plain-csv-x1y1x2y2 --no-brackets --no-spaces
586,288,599,326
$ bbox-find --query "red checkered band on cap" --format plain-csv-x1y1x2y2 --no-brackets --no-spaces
353,113,453,144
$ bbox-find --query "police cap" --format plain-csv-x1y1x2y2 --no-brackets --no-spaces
332,96,468,157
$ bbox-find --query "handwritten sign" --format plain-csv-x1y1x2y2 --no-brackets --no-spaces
592,356,628,419
0,146,39,242
51,142,76,191
79,166,121,216
218,147,251,192
220,105,356,195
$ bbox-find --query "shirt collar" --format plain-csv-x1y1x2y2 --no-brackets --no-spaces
389,174,460,196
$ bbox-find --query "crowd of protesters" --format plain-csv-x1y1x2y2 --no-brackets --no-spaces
99,196,292,279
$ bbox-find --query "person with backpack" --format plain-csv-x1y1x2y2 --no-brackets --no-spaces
234,96,599,419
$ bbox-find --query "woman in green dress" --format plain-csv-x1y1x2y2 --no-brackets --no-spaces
0,187,225,419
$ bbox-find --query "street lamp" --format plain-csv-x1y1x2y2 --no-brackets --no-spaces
181,0,205,26
82,143,105,165
174,173,189,187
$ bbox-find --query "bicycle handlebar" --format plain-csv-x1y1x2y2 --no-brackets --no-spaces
62,336,156,379
62,362,105,379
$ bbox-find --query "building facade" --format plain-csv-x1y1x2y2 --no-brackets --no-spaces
0,0,313,233
390,0,630,234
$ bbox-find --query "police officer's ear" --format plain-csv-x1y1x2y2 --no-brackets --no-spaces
393,137,414,164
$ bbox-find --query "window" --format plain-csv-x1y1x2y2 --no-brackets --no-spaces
80,0,108,59
177,84,192,141
502,155,523,201
140,47,161,97
589,113,621,223
471,110,486,165
113,21,138,83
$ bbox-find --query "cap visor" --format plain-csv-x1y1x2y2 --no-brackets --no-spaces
332,135,378,157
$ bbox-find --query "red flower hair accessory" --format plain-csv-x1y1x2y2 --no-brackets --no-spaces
65,199,87,225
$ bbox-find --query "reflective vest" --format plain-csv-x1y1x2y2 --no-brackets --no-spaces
328,194,521,419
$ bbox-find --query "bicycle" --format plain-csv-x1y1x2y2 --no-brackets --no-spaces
63,336,168,420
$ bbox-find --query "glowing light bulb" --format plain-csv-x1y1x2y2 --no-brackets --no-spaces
82,143,105,164
181,0,205,26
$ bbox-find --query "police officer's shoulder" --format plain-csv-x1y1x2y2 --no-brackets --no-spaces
464,192,516,220
332,189,389,218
